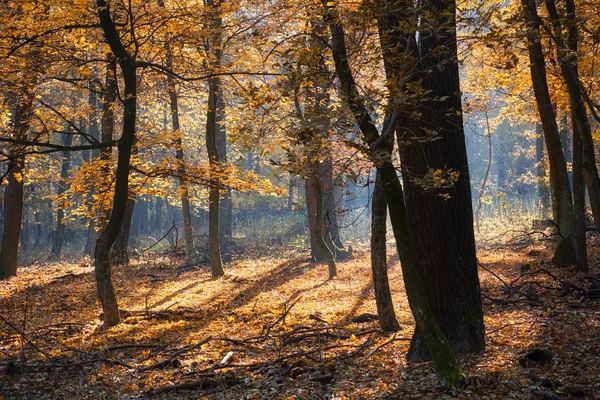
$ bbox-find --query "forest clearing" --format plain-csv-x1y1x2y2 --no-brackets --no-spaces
2,0,600,398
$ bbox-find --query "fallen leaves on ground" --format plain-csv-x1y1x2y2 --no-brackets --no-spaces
0,242,599,399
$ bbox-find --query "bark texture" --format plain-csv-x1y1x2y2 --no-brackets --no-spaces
323,0,464,385
94,0,139,326
0,82,35,280
522,0,575,265
371,170,400,332
378,0,485,360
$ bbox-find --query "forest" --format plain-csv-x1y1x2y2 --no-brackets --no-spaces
1,0,599,398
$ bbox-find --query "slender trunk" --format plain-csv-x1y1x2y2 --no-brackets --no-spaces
572,114,588,270
168,74,196,262
51,133,74,259
0,85,35,280
371,169,400,332
216,94,233,242
161,0,196,262
536,123,551,216
545,0,600,229
34,210,42,248
99,55,117,231
522,0,575,265
84,80,101,256
288,173,295,212
475,111,493,232
206,76,225,277
205,0,225,277
95,0,138,327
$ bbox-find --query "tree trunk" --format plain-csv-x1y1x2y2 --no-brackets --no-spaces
95,0,138,327
377,0,485,360
572,114,588,271
475,112,493,232
0,85,35,280
323,0,464,385
206,76,225,278
545,0,600,230
536,123,551,216
309,160,337,279
371,169,400,332
160,0,196,263
111,198,135,266
522,0,576,266
216,94,233,242
288,173,295,211
84,80,101,257
205,0,225,278
50,133,74,259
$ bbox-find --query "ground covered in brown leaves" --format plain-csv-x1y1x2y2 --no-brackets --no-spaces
1,240,600,399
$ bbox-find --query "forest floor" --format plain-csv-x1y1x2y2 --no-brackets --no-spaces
1,236,600,399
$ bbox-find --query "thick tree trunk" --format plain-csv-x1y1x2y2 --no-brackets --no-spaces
51,133,74,259
95,0,138,327
324,0,464,385
522,0,576,266
0,86,35,280
371,169,400,332
377,0,485,360
308,161,337,279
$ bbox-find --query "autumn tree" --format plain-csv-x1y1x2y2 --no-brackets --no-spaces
522,0,576,265
322,0,465,385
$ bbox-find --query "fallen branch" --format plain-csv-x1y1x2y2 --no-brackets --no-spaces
138,336,211,372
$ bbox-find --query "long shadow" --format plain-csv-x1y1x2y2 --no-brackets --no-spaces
284,279,331,304
341,280,373,324
148,278,212,310
203,257,314,313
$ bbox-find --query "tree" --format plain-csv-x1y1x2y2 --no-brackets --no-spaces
159,0,196,264
521,0,576,266
205,0,225,278
94,0,140,326
545,0,600,230
50,131,74,259
322,0,464,385
371,169,400,332
376,0,485,359
0,80,35,279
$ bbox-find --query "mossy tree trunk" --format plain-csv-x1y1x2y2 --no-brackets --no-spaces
323,0,464,386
